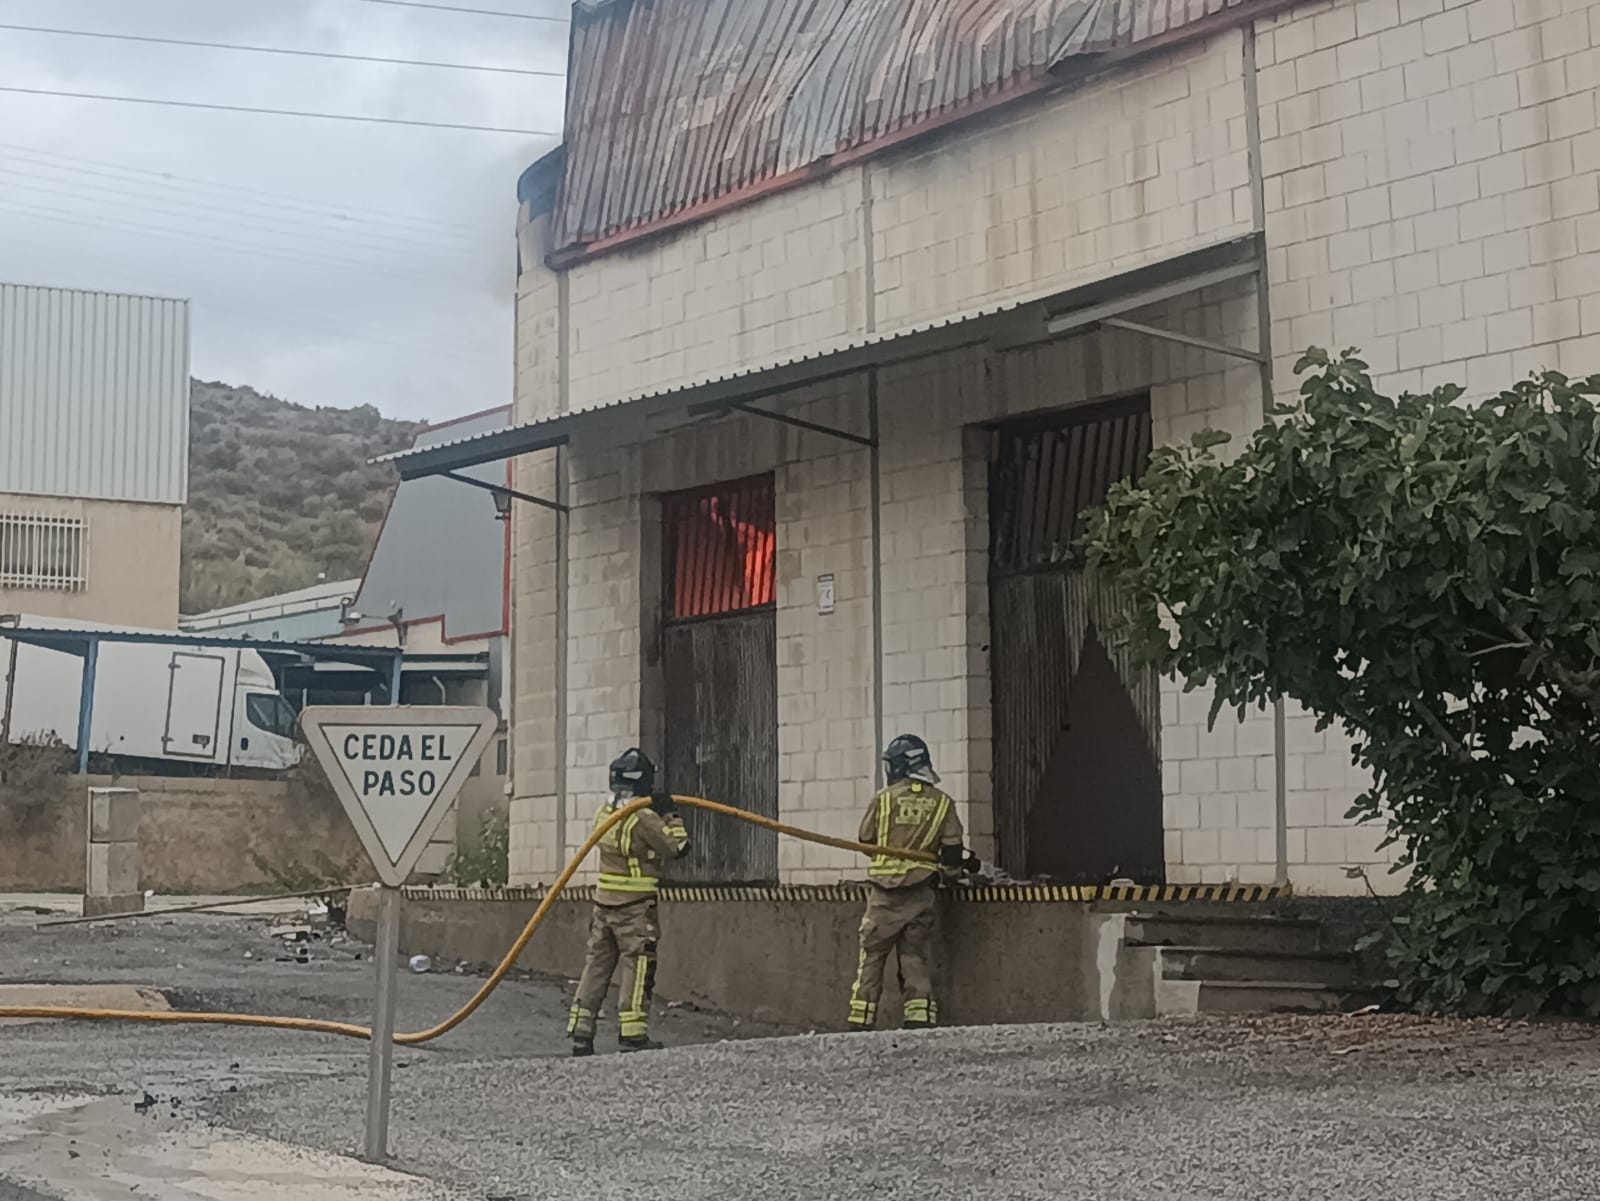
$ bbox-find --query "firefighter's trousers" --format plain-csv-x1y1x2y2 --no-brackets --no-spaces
848,881,938,1029
567,897,659,1041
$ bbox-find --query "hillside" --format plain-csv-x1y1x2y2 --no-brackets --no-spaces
181,380,421,615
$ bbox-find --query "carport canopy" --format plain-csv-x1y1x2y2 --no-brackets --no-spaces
372,232,1266,489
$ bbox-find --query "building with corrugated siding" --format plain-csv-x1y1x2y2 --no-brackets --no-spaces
1,282,190,628
383,0,1600,896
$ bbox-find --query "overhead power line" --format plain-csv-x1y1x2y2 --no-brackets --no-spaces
353,0,568,21
0,166,480,274
0,141,482,238
0,86,555,135
0,21,563,76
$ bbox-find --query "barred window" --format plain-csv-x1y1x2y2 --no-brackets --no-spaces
0,514,87,591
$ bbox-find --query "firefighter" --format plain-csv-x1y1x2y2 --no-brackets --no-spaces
567,747,690,1056
848,733,978,1031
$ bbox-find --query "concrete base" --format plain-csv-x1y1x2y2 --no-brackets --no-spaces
351,886,1103,1030
81,892,144,918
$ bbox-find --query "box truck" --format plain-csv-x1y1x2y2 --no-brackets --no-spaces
0,614,301,773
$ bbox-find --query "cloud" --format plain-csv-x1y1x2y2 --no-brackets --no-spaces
0,0,567,422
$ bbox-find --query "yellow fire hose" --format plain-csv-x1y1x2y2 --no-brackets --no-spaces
0,795,933,1043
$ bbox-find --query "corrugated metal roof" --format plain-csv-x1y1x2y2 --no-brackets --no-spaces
552,0,1267,254
379,233,1262,477
0,282,190,506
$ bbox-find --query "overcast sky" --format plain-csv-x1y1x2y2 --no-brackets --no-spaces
0,0,567,422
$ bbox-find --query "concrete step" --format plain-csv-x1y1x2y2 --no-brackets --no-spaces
1156,946,1355,987
1125,912,1321,955
1193,979,1374,1015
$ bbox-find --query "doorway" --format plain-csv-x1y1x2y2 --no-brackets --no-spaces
987,397,1163,883
659,475,779,884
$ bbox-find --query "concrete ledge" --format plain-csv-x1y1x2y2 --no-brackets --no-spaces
351,887,1102,1030
82,893,145,918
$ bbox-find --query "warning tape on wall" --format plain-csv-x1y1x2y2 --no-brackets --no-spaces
403,882,1290,904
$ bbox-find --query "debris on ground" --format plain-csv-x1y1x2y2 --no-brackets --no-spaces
409,955,432,974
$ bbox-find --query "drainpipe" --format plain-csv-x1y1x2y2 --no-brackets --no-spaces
1243,22,1289,888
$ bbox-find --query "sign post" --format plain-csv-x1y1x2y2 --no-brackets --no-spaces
299,705,498,1163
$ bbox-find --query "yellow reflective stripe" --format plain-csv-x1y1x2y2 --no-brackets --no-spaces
597,873,659,893
924,795,951,852
870,860,924,876
633,955,650,1014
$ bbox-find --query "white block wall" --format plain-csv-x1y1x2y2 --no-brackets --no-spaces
870,38,1254,333
1254,0,1600,892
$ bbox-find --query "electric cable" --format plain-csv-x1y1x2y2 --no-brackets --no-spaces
0,21,561,75
0,85,555,135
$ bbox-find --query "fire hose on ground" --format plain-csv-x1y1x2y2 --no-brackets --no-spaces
0,795,936,1042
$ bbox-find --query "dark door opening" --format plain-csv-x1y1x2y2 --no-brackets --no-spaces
659,475,779,884
988,397,1164,883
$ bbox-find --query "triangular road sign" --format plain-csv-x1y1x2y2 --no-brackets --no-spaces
300,705,499,887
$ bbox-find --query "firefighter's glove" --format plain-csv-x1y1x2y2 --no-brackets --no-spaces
938,843,967,869
961,849,983,876
649,792,678,817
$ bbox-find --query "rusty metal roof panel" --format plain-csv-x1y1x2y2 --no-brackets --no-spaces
552,0,1266,253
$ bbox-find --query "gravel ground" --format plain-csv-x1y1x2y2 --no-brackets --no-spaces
4,903,1600,1200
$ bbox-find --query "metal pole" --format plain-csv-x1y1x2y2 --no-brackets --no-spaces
363,884,401,1162
75,640,99,775
867,374,884,787
388,653,404,706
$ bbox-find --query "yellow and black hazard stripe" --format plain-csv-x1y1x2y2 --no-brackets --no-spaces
404,881,1291,904
949,882,1291,903
661,884,872,903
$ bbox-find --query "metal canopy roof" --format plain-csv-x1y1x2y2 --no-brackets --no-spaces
375,233,1263,481
0,625,400,664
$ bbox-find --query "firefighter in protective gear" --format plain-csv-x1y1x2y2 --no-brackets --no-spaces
567,748,690,1057
848,734,976,1031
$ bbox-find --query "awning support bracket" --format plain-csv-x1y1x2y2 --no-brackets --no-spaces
1098,316,1267,364
440,470,569,514
725,400,876,448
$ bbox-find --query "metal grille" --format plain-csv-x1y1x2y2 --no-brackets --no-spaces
989,399,1152,576
0,513,87,591
664,476,776,621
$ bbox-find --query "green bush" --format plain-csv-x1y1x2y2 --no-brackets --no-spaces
445,810,509,889
1085,350,1600,1016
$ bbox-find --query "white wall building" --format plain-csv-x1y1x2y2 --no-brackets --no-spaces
384,0,1600,894
1,282,190,629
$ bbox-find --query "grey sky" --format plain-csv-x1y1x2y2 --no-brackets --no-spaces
0,0,567,422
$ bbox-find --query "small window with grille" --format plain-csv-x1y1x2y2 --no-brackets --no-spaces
0,513,87,592
663,474,776,621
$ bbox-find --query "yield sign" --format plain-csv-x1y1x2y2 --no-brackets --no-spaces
300,705,498,887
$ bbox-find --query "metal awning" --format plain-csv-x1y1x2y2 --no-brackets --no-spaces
374,233,1264,482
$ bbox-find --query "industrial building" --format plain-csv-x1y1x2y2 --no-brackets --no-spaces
0,282,190,629
382,0,1600,894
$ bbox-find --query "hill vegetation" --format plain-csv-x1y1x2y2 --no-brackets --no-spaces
181,380,420,614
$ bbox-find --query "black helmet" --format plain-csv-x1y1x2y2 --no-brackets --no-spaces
609,747,657,797
883,734,937,785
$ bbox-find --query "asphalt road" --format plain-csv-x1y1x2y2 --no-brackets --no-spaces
3,902,1599,1200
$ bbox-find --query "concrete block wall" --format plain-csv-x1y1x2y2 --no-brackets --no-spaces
1253,0,1600,891
1259,0,1600,400
561,169,868,418
870,36,1254,333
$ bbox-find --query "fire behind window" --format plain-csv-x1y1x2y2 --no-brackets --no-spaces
664,475,776,620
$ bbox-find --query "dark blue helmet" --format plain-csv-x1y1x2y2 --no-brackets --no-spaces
883,734,937,785
609,747,657,797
